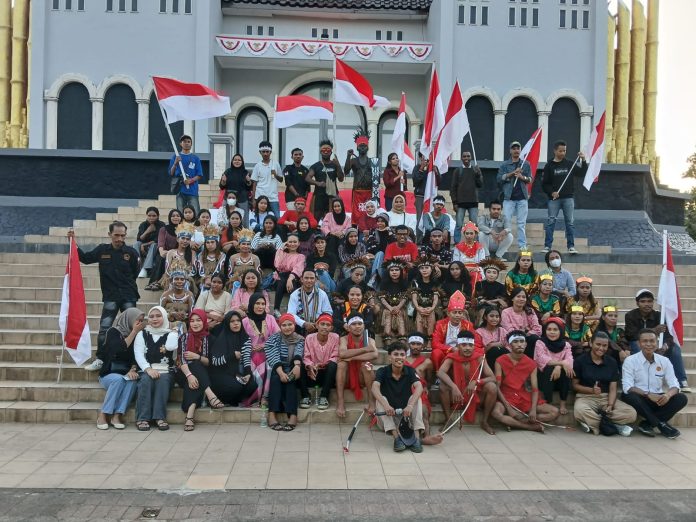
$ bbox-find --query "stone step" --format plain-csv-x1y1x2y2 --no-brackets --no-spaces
0,330,98,347
0,300,158,316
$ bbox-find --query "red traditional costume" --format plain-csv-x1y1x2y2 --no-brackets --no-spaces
345,334,368,401
444,345,485,423
404,355,432,414
453,222,485,295
497,353,545,412
430,291,483,370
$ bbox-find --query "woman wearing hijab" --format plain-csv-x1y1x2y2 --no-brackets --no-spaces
174,309,225,431
208,311,258,405
338,227,368,278
534,316,574,415
97,308,145,430
147,209,182,289
265,313,305,431
241,293,280,407
295,215,317,257
219,153,252,227
321,198,351,254
134,306,178,431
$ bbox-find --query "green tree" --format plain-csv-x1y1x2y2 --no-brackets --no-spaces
683,149,696,239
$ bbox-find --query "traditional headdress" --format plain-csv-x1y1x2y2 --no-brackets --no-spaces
462,222,479,233
202,224,220,242
382,258,407,271
175,222,195,239
344,256,370,272
478,257,507,273
237,228,254,244
353,127,371,146
576,275,593,285
543,316,566,330
415,254,437,268
168,257,190,279
570,305,585,313
539,270,554,282
447,290,467,312
519,250,533,258
602,300,618,313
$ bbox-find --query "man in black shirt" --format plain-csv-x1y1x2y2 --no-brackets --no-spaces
450,151,483,243
283,147,309,210
306,140,344,222
541,140,586,254
68,221,140,371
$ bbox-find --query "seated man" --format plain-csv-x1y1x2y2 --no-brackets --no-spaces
336,314,378,418
286,269,332,336
437,330,498,434
302,313,339,410
621,328,688,439
418,227,452,279
491,330,560,432
405,332,434,434
277,196,318,232
431,290,482,370
476,200,513,259
624,288,690,392
421,195,454,246
372,342,443,453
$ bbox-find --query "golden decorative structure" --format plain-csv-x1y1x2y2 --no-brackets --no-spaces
0,0,29,149
607,0,660,176
0,0,11,145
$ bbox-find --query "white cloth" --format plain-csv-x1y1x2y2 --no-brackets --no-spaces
287,287,332,328
251,160,283,202
445,322,460,348
386,210,417,234
622,351,680,394
134,330,179,371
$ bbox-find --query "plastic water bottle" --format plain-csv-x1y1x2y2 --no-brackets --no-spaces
260,404,268,428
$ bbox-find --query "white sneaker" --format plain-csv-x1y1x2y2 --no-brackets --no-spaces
616,424,633,437
541,247,550,254
84,359,103,371
568,247,579,254
681,381,692,393
577,420,592,433
137,268,147,278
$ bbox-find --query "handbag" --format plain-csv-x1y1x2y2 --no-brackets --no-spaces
170,175,182,195
109,360,130,375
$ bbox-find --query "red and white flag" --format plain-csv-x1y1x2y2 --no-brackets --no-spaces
58,239,91,366
657,231,684,347
582,111,606,191
419,69,445,158
334,58,389,108
519,127,542,186
152,76,231,124
390,93,415,173
433,80,470,174
274,94,333,129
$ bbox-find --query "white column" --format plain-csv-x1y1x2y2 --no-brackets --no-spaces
367,119,378,158
538,110,550,158
580,111,592,149
183,120,194,141
409,120,421,157
268,116,279,163
45,95,58,149
90,97,103,150
136,98,149,152
493,110,506,161
208,133,234,180
225,115,237,143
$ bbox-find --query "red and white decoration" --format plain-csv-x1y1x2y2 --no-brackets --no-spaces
216,36,432,61
59,239,91,367
334,58,389,108
582,111,606,191
419,69,445,158
519,127,543,186
152,76,230,123
433,81,470,174
391,93,415,174
274,94,333,129
658,231,684,347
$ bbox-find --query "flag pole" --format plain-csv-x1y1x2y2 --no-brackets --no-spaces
659,229,667,348
469,131,479,167
555,155,581,195
152,80,188,182
513,129,539,188
331,58,337,146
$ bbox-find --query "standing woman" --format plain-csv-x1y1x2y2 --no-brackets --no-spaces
265,313,305,431
272,233,305,315
174,310,225,432
97,308,145,430
504,251,539,297
208,311,258,406
501,287,542,358
219,153,252,227
241,293,280,407
321,198,351,254
383,152,407,211
534,317,574,415
134,306,178,431
147,209,182,290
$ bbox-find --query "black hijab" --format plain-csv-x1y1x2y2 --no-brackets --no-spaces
296,216,314,242
227,154,247,177
209,311,249,372
164,209,182,236
332,199,347,225
540,321,567,353
246,292,267,331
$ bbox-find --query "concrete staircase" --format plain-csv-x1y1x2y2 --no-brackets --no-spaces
1,183,694,427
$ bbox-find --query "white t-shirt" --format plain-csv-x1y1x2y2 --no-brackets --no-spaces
251,160,283,202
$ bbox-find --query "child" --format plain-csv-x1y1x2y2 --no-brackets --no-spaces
530,272,561,323
475,257,508,322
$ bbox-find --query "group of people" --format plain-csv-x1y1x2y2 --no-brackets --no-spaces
64,133,690,449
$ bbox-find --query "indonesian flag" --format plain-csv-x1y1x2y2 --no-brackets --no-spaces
334,58,389,108
390,93,415,173
657,231,684,346
419,69,445,158
152,76,231,123
433,81,470,174
274,94,333,129
58,239,91,366
582,111,606,191
519,127,543,186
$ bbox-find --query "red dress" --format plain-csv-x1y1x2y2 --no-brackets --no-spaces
445,347,485,423
346,335,368,401
497,354,545,412
431,317,482,370
404,355,431,414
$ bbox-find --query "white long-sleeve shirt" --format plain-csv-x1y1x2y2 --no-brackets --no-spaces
622,351,679,394
287,287,332,328
134,330,179,371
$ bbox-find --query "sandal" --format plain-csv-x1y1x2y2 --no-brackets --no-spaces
184,417,195,431
208,397,225,410
155,420,169,431
283,424,296,431
269,423,284,431
145,283,162,291
136,421,150,431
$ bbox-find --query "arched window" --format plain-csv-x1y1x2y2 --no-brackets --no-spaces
280,81,366,166
149,92,184,152
548,97,581,159
237,108,268,167
378,111,407,168
57,82,92,150
463,95,494,160
103,83,138,151
504,97,537,157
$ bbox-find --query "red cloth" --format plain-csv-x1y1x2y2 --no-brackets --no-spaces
497,354,545,412
383,166,407,199
357,213,379,234
277,189,417,213
445,347,484,423
277,210,318,231
404,355,431,414
431,317,481,370
346,335,365,401
351,189,373,225
384,241,419,263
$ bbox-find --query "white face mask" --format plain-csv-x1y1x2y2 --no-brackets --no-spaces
549,259,562,268
227,198,236,206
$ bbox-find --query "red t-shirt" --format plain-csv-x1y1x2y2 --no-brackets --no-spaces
385,241,418,263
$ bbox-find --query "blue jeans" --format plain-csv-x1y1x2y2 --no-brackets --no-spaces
372,251,385,280
269,201,280,219
176,193,200,214
97,301,137,360
630,341,687,383
316,270,337,294
99,373,137,415
545,197,575,248
454,206,479,243
503,199,528,248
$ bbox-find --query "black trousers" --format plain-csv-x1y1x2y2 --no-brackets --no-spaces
621,391,688,427
268,370,298,416
274,271,298,311
300,361,338,399
523,334,540,359
485,346,509,373
174,360,211,412
256,247,276,270
538,365,571,403
209,372,257,406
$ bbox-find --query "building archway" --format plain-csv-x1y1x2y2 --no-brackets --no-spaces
463,95,494,160
148,92,184,152
57,82,92,150
504,96,538,155
548,97,581,158
103,83,138,151
237,107,269,167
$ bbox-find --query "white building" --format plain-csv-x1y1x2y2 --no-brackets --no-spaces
32,0,605,173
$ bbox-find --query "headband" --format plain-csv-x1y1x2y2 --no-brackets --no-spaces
355,136,369,146
294,197,306,204
347,315,364,325
462,222,479,232
204,234,219,242
177,231,192,239
603,306,617,312
408,335,425,345
456,336,475,345
317,313,333,324
507,334,526,343
570,305,585,313
539,273,553,281
576,276,593,284
259,146,272,152
278,313,295,325
170,268,188,278
238,236,251,244
519,251,532,257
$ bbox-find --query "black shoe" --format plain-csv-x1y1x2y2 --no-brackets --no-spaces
637,421,656,437
658,422,681,439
